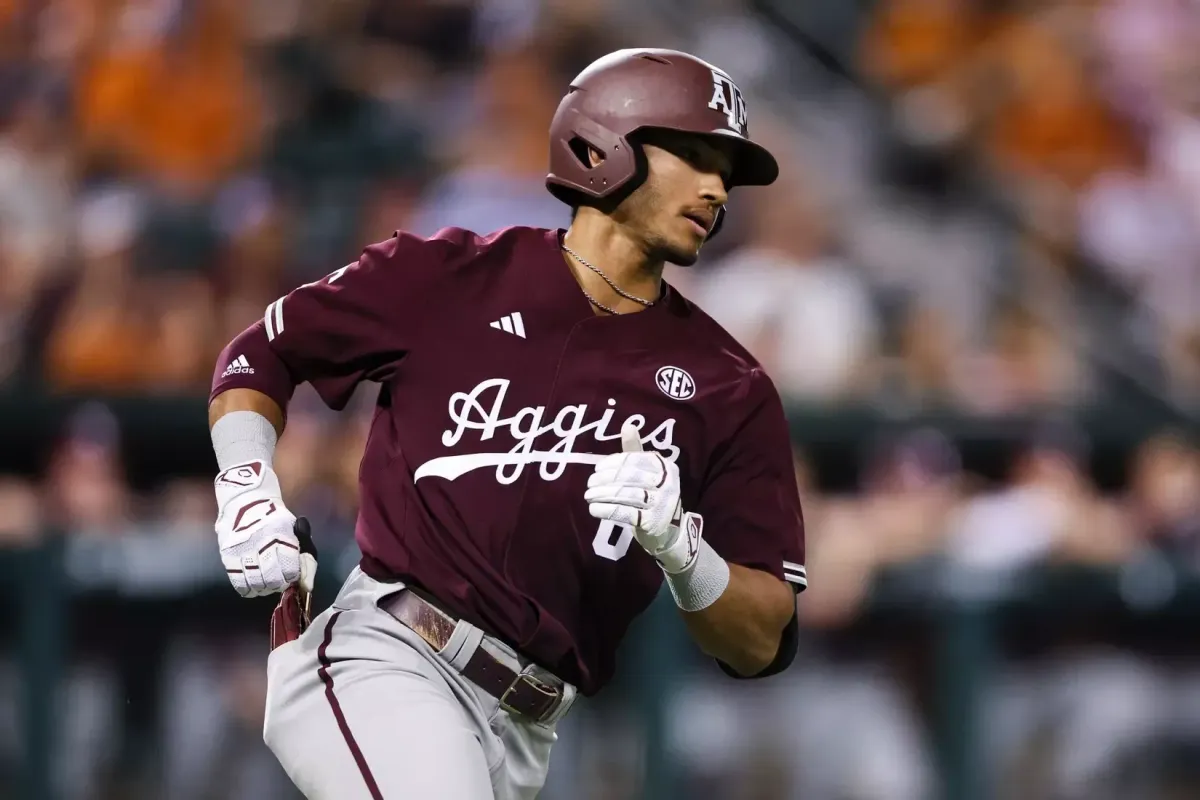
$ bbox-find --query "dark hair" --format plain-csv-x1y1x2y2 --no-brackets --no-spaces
570,206,579,222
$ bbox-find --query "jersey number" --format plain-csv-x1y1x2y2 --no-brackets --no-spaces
592,520,635,561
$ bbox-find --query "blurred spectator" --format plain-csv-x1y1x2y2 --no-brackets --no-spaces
1128,431,1200,562
983,5,1138,195
692,169,878,402
41,402,132,536
42,187,148,391
945,420,1150,800
963,300,1089,415
74,0,259,197
859,0,978,153
0,86,72,296
0,475,41,545
151,479,216,536
949,420,1132,570
0,84,73,382
406,43,570,236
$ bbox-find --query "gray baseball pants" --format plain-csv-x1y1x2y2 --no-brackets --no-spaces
263,566,577,799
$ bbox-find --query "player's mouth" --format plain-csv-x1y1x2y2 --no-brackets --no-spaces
682,209,714,238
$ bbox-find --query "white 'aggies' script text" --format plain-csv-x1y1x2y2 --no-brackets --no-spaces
413,378,679,484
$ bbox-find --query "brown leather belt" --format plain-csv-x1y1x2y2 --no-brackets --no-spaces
379,589,564,724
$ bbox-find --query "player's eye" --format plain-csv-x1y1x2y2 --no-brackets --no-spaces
683,146,710,170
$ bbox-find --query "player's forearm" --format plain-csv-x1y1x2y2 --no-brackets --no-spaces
209,388,285,435
208,388,285,471
680,561,795,676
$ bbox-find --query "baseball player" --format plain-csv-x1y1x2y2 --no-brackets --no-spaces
208,49,806,799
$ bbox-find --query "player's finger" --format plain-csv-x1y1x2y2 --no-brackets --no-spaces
274,544,302,586
621,422,643,453
584,485,651,508
259,546,294,594
588,502,639,528
593,452,631,475
589,461,662,489
588,463,628,487
588,468,620,488
299,552,318,595
595,449,655,472
242,554,267,595
225,565,251,597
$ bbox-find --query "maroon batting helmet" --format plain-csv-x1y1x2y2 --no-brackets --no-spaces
546,48,779,212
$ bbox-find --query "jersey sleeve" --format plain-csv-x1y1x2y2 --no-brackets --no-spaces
696,370,807,592
210,231,452,412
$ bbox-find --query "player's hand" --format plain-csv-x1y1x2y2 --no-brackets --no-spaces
585,422,704,574
214,460,306,597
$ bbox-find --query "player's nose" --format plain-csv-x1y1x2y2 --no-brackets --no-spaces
699,174,728,208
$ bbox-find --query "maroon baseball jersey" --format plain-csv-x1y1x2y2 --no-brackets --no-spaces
211,226,806,695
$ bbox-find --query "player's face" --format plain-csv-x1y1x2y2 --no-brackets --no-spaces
617,131,732,266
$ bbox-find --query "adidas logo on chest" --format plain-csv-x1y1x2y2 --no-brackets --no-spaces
489,312,526,339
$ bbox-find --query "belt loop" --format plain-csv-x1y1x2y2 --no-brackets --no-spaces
442,621,485,672
541,681,576,726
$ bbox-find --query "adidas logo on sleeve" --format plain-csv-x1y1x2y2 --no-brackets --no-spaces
221,355,255,377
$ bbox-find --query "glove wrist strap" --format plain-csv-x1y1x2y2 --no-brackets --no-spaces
664,538,730,612
211,410,278,471
654,511,702,574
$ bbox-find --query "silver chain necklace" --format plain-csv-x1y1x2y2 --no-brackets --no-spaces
561,243,657,315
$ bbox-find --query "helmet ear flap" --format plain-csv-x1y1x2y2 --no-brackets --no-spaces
563,131,649,214
547,109,640,203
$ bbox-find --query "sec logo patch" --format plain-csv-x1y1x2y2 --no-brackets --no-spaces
655,366,695,400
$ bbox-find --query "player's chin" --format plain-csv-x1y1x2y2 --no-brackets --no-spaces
667,246,702,267
663,234,704,267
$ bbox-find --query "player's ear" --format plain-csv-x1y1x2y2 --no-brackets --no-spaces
588,146,605,168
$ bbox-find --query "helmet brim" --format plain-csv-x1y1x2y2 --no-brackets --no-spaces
700,130,779,188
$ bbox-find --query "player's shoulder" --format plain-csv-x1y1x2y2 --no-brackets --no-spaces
385,225,555,267
339,225,553,306
667,288,772,377
657,284,787,424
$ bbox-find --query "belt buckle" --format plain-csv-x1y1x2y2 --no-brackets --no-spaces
499,665,561,723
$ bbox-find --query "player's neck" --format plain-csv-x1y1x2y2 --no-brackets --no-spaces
562,213,664,315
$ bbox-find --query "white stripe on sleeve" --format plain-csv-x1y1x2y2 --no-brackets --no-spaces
264,301,277,341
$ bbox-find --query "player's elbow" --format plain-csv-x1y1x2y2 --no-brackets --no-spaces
728,639,782,677
722,579,799,677
716,623,788,676
719,606,800,679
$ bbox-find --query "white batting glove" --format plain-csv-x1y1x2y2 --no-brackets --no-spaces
585,422,704,574
214,461,307,597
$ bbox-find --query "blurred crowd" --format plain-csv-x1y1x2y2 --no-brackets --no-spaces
0,0,1195,411
1,0,1200,799
849,0,1200,410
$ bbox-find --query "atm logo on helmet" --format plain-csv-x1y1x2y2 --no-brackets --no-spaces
708,68,748,136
